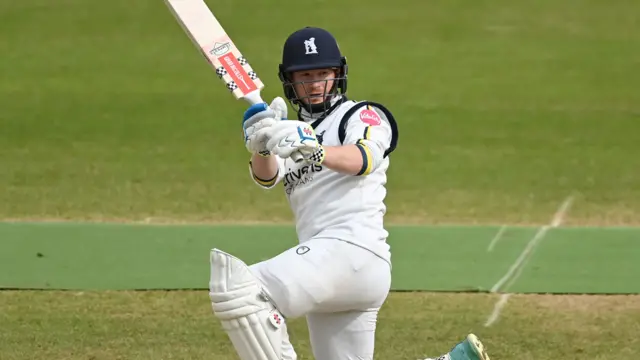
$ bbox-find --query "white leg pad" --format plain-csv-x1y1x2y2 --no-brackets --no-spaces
209,248,286,360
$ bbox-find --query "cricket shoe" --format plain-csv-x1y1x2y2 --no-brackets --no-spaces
448,334,490,360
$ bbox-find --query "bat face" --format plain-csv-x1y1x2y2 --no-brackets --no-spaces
165,0,264,103
165,0,304,162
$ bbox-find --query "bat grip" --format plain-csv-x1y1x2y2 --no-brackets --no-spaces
291,151,304,163
243,90,264,106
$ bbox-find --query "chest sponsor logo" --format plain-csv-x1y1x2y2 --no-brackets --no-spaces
284,164,323,195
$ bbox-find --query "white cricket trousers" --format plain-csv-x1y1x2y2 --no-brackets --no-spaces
248,237,392,360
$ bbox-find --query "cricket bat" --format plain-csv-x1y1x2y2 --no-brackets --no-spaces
164,0,304,162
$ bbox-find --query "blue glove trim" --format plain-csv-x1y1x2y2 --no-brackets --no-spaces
243,103,269,121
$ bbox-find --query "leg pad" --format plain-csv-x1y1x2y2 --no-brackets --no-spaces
209,248,286,360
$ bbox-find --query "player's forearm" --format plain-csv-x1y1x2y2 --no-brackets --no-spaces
250,153,279,181
321,144,371,176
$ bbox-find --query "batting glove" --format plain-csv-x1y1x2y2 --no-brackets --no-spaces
266,120,325,164
242,97,288,156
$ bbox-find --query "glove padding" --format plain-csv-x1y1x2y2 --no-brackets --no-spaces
243,97,288,156
265,120,325,164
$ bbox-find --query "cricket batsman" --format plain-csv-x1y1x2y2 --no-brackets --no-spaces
208,26,491,360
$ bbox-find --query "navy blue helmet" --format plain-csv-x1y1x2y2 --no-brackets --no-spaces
278,27,348,118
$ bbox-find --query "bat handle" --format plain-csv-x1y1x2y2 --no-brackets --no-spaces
243,90,264,105
291,151,304,163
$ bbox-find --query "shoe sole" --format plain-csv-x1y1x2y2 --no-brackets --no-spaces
466,334,490,360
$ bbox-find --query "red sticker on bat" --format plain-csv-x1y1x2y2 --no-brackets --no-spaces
219,53,257,94
359,109,381,126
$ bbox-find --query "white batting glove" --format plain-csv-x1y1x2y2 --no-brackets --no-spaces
270,97,288,122
265,120,325,164
242,97,288,156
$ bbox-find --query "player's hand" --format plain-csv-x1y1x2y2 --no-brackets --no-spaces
242,97,288,156
265,120,325,164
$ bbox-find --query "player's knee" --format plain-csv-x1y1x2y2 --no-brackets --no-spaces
209,249,277,317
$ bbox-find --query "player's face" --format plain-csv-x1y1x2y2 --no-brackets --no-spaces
291,68,337,105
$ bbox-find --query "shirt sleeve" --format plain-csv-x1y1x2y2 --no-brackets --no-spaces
248,156,286,189
340,103,397,176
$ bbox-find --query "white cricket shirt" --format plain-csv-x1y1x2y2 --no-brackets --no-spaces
250,97,398,265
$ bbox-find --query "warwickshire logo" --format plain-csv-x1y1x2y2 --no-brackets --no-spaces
304,37,318,55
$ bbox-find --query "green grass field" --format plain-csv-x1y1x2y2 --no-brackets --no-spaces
1,0,639,359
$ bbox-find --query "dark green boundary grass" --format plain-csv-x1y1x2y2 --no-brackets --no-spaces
2,222,639,293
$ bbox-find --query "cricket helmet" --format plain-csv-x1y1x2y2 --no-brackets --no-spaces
278,27,348,117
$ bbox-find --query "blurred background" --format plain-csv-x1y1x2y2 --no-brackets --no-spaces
1,1,639,359
1,0,638,226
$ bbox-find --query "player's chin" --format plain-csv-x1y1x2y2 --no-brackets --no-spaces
305,95,325,104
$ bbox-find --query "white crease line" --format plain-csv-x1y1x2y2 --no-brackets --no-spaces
484,196,574,327
487,225,507,252
502,226,550,291
552,197,574,227
489,225,549,293
484,293,511,327
490,196,573,293
501,196,574,291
